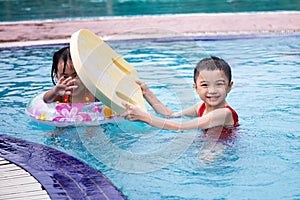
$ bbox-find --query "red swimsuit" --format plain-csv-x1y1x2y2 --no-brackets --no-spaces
198,103,239,140
62,93,95,103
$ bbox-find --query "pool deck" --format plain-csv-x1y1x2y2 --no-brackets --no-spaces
1,11,300,48
0,157,51,200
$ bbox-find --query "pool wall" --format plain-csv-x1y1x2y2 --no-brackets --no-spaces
1,12,300,48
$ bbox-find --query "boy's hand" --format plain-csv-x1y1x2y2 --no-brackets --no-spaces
121,102,149,122
54,77,77,96
136,79,151,97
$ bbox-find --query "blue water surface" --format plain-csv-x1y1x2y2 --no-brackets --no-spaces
1,0,300,22
0,35,300,199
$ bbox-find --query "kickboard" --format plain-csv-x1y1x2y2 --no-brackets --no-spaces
70,29,146,113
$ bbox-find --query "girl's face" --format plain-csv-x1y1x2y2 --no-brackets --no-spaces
56,58,85,96
194,69,233,108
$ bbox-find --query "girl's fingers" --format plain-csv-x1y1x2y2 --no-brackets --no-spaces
64,77,75,85
56,76,65,84
67,85,78,90
63,85,78,95
57,76,74,85
65,91,71,95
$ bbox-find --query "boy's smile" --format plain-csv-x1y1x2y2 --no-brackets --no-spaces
194,69,232,110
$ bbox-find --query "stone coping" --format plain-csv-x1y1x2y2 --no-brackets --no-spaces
1,11,300,48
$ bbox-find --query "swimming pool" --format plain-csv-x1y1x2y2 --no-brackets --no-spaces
1,35,300,199
1,0,300,22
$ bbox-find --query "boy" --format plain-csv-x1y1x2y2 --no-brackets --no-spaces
122,56,238,139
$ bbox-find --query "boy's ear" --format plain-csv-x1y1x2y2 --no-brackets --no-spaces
227,81,233,93
193,83,197,89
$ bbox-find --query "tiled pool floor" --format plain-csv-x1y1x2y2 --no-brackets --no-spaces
0,134,126,200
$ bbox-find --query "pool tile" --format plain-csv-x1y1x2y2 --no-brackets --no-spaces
0,134,127,200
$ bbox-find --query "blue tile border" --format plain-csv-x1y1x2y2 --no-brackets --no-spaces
1,32,300,50
0,134,127,200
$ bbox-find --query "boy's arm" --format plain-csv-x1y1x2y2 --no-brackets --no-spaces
137,80,174,116
172,103,201,117
137,80,199,117
144,109,229,130
122,102,232,130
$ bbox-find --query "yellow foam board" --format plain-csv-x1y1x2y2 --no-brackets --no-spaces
70,29,146,113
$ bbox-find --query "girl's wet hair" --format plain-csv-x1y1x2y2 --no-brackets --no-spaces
193,56,232,85
51,46,72,85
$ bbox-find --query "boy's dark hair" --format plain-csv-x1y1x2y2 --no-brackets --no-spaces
51,46,71,85
193,56,232,85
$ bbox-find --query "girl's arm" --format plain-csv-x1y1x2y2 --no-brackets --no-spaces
122,102,233,130
137,80,199,117
43,88,60,103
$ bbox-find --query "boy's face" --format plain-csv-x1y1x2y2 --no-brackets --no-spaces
56,58,85,96
194,69,233,108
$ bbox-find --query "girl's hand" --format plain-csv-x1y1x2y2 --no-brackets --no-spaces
121,102,149,122
54,76,77,96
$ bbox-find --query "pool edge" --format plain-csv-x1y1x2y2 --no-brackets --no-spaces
0,134,127,200
1,11,300,48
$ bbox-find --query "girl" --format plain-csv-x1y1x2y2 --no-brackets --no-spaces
43,47,97,103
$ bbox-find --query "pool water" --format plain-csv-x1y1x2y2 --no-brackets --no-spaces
1,35,300,199
1,0,300,22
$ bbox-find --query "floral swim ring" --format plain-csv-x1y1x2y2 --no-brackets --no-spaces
26,92,123,127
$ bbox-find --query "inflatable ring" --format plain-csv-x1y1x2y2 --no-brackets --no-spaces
26,93,123,127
